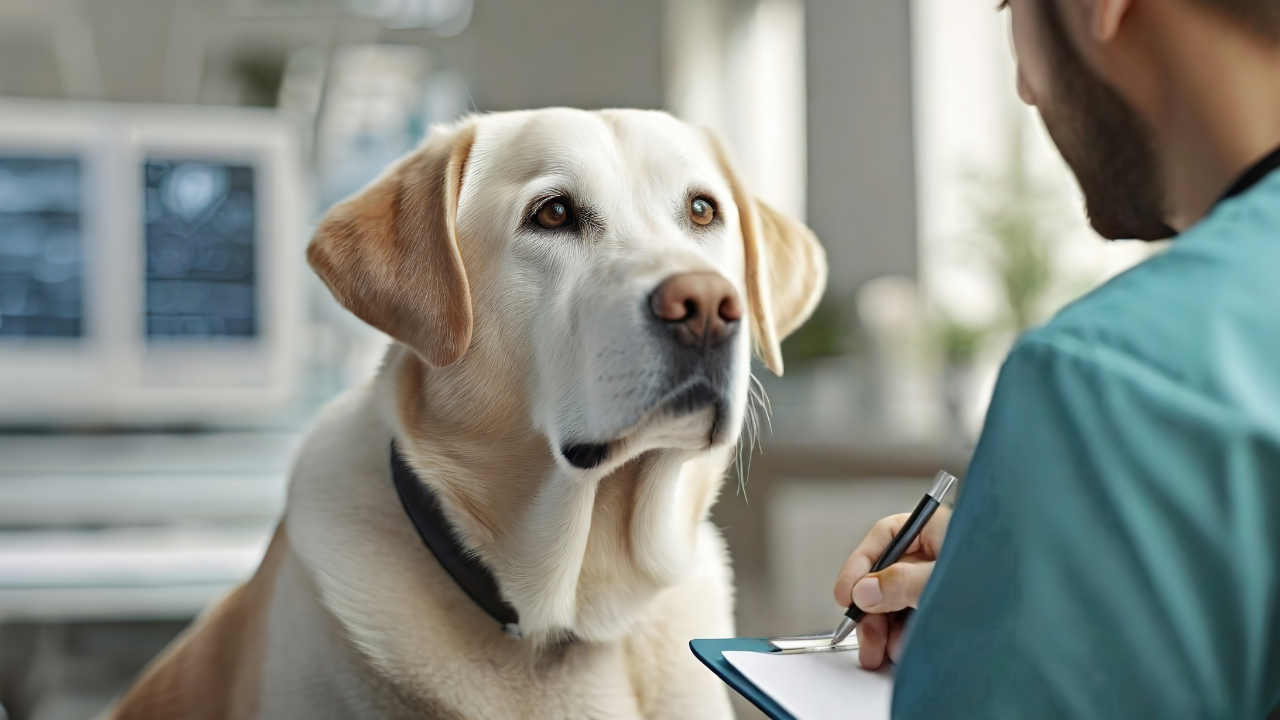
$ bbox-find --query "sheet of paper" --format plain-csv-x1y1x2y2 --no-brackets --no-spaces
723,650,893,720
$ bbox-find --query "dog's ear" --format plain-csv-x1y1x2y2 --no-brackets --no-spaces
707,132,827,376
308,122,477,367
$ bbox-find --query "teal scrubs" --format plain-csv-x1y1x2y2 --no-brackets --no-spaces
894,167,1280,718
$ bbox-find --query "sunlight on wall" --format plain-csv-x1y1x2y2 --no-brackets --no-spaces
664,0,807,221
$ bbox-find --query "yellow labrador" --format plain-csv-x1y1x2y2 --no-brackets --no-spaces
107,108,826,719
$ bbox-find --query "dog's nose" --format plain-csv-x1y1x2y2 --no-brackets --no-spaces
649,272,742,347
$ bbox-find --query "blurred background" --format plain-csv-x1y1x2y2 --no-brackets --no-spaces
0,0,1163,717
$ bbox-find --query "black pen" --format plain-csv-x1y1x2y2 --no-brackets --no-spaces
830,470,957,646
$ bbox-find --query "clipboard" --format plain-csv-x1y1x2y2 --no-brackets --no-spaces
690,635,890,720
691,638,796,720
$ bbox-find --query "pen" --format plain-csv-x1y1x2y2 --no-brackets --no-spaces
830,470,958,646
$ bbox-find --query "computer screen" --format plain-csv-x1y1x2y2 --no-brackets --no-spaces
144,160,257,339
0,156,83,339
0,100,304,427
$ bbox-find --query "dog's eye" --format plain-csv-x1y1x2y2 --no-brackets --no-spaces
535,197,575,229
690,197,715,226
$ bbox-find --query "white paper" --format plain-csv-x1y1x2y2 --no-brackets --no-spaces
723,650,893,720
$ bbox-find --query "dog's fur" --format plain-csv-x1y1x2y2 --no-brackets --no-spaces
106,108,826,719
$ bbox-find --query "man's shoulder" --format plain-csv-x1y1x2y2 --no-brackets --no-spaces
1017,177,1280,409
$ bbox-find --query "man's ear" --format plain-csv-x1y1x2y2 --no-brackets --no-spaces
707,132,827,376
308,121,476,367
1090,0,1132,42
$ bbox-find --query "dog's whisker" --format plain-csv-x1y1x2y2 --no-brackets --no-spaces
730,426,746,498
747,373,766,412
731,382,770,502
736,443,749,501
749,373,773,419
744,387,760,443
748,373,773,440
729,376,775,502
735,443,747,499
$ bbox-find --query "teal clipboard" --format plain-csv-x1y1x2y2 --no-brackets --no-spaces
689,638,795,720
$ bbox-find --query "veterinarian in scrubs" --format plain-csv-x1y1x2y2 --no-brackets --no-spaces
833,0,1280,716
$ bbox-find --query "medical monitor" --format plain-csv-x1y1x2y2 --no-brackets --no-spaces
0,156,84,339
0,100,305,427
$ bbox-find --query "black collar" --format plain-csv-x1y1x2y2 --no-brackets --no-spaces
1217,143,1280,207
390,442,521,636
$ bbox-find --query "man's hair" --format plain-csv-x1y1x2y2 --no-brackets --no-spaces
1196,0,1280,38
1004,0,1280,40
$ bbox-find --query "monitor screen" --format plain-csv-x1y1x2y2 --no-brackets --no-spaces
0,157,84,339
144,160,257,339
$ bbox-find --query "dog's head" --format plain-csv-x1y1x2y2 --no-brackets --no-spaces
309,108,824,472
308,109,824,641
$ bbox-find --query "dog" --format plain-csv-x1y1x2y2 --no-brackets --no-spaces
106,108,826,719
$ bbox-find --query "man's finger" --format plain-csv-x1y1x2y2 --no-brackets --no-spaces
852,560,935,613
833,513,912,606
833,506,953,607
856,613,889,670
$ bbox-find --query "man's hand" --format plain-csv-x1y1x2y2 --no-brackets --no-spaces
832,506,952,670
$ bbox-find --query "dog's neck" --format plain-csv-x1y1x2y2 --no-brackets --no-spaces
382,345,730,645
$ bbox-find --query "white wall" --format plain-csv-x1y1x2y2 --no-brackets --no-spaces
807,0,918,295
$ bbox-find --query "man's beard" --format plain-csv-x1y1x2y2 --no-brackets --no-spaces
1038,0,1175,240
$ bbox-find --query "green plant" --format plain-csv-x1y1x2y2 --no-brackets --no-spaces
934,313,985,366
780,296,852,364
969,115,1060,333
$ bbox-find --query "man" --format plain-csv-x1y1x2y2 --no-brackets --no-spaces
834,0,1280,716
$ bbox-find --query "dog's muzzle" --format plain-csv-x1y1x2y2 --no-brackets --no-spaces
558,273,744,471
647,273,742,401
